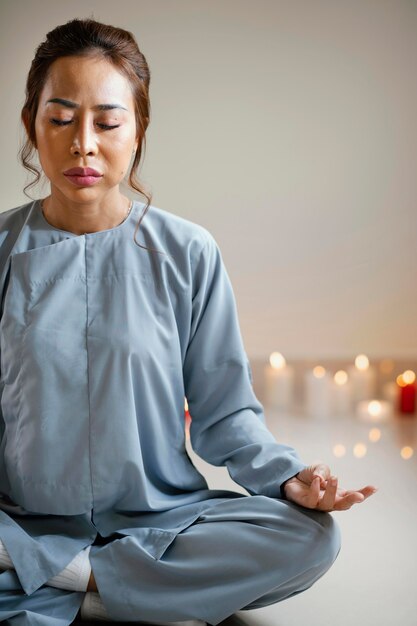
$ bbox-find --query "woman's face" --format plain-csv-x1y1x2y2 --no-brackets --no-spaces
33,54,139,204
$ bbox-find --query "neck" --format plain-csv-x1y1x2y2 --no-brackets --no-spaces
40,195,133,235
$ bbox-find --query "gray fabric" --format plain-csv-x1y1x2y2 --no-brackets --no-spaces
0,199,337,625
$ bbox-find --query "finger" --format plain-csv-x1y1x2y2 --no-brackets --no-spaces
333,498,354,511
310,462,331,482
333,492,365,510
332,485,378,501
358,486,378,498
328,486,378,512
299,462,330,487
318,476,338,511
306,476,321,508
342,487,376,500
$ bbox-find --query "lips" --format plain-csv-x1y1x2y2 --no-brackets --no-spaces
63,168,103,188
64,167,102,177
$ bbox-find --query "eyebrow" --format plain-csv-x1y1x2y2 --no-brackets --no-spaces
46,97,128,111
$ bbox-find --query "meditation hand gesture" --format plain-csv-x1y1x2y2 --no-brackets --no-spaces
283,462,378,512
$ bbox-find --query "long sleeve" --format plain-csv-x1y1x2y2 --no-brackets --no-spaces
183,233,307,499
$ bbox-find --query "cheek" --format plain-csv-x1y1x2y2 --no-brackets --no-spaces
110,124,136,154
106,141,135,168
36,126,60,156
36,141,58,173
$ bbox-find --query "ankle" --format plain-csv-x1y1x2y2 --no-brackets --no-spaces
87,571,98,592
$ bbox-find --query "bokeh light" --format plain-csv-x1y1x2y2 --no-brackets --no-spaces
355,354,369,370
369,428,381,443
334,370,348,385
313,365,326,378
353,443,367,458
403,370,416,385
269,352,286,369
368,401,383,418
400,447,414,460
333,444,346,457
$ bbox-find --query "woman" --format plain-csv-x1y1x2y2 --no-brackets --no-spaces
0,17,377,626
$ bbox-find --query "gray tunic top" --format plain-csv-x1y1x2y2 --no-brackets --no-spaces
0,198,306,597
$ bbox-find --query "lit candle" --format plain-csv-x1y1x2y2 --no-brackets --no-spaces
356,399,393,423
264,352,295,411
304,365,332,418
347,354,377,407
331,370,352,415
397,370,416,414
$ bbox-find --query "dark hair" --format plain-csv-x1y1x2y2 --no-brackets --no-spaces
19,16,162,253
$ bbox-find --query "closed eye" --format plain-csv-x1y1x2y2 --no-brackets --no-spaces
49,119,120,130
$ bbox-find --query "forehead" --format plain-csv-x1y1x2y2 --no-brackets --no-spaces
41,55,134,107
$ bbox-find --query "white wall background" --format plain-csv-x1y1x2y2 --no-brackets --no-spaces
1,0,416,361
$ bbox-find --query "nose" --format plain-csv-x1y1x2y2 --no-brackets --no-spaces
70,116,99,157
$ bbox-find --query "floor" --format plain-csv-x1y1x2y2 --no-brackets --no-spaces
184,406,417,626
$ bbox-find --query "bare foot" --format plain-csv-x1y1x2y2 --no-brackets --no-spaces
87,570,98,592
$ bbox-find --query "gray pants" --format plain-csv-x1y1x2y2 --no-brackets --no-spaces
89,495,342,625
0,494,341,625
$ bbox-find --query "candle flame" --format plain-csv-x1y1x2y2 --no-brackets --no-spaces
313,365,326,378
269,352,286,369
355,354,369,371
403,370,416,385
334,370,348,385
368,400,382,417
184,397,189,411
397,371,415,387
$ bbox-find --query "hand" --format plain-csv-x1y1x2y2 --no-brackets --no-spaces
283,462,378,512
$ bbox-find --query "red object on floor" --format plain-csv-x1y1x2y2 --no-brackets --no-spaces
399,382,416,414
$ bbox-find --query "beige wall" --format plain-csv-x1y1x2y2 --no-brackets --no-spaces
1,0,416,360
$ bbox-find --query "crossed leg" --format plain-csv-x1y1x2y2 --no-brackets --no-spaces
88,495,341,625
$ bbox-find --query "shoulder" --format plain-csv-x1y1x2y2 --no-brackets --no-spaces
143,202,219,265
0,200,33,236
139,203,226,292
0,200,34,288
0,200,33,259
